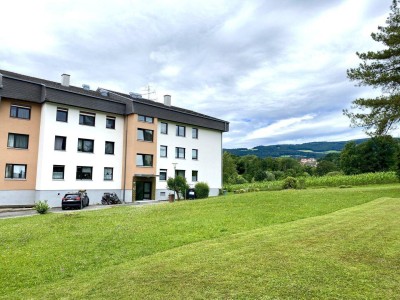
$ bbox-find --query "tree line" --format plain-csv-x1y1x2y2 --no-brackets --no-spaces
223,135,400,185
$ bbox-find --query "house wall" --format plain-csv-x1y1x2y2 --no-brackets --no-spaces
156,120,222,200
0,98,41,206
124,114,158,201
35,103,124,207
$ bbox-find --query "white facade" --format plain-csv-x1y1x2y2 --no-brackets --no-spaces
36,103,124,206
156,120,222,200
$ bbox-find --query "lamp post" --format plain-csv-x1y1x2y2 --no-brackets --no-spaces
172,162,177,200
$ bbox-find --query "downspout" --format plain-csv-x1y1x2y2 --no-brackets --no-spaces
0,73,3,103
122,114,128,204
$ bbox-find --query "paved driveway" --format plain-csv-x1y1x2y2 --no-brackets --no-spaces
0,201,165,219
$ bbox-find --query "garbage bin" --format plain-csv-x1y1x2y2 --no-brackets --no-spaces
168,194,175,202
187,188,196,200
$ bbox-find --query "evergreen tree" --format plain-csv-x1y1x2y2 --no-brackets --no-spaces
345,1,400,135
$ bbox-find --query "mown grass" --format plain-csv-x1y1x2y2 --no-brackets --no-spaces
1,185,399,299
225,171,398,192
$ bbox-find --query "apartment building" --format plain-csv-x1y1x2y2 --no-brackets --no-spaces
0,70,229,207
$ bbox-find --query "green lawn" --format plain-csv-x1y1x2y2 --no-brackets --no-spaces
1,185,399,299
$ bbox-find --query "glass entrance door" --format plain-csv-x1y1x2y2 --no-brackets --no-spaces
136,181,152,200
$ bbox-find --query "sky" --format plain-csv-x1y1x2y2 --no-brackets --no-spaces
0,0,394,148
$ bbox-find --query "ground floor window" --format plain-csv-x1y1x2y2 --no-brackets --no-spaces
5,164,27,179
76,166,93,180
104,167,113,180
192,170,198,182
52,165,65,179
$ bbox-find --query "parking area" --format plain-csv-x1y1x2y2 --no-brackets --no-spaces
0,200,166,219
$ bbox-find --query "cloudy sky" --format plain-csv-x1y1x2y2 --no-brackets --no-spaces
0,0,394,148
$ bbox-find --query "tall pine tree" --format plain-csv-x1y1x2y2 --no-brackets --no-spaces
345,0,400,135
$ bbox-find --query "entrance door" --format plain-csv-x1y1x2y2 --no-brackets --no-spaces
136,181,152,200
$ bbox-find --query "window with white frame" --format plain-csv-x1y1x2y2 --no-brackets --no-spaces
7,133,29,149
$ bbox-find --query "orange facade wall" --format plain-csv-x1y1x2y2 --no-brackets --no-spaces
0,98,41,190
123,114,158,189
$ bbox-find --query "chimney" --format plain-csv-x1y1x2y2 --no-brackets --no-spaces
61,74,70,87
164,95,171,106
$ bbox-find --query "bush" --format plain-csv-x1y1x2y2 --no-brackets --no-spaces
326,171,343,176
235,175,248,184
282,177,298,189
34,200,50,214
265,171,275,181
195,182,210,199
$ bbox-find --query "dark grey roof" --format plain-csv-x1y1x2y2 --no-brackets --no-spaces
0,69,229,132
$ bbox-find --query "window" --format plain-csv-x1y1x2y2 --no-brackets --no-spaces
192,170,198,182
175,170,185,178
176,125,186,137
136,154,153,167
159,169,167,181
192,149,198,160
5,164,26,179
78,138,94,153
138,115,153,123
175,147,185,159
161,122,168,134
137,128,154,142
79,112,95,126
52,165,65,180
104,167,113,180
7,133,29,149
54,136,67,151
10,105,31,119
56,108,68,122
160,145,167,157
192,128,198,139
105,141,115,154
106,116,115,129
76,166,93,180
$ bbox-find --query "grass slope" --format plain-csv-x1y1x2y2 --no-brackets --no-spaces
1,185,399,299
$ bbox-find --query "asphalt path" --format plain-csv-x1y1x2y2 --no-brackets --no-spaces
0,201,165,219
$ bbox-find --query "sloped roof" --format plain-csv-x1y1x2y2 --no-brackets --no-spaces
0,69,229,131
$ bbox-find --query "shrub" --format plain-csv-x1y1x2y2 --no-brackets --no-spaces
195,182,210,199
265,171,275,181
34,200,50,214
282,177,298,189
235,175,248,184
326,171,343,176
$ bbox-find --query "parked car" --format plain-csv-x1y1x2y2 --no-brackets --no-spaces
61,190,89,210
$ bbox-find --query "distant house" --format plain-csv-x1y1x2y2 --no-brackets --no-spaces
300,158,318,167
0,70,229,207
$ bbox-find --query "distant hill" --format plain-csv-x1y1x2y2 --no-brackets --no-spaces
224,139,369,159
